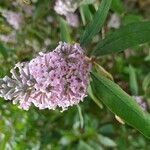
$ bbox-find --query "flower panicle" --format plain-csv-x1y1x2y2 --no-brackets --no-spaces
54,0,79,27
0,42,91,111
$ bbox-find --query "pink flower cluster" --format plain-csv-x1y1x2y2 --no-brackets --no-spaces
1,10,23,30
54,0,79,27
133,96,147,111
54,0,78,16
28,42,91,110
0,42,91,111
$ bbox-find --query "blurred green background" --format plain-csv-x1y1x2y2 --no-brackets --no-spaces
0,0,150,149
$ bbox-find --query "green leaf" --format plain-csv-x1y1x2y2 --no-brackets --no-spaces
100,124,115,135
94,62,113,80
80,0,96,5
91,72,150,138
98,134,117,147
80,0,112,46
0,43,8,58
123,14,143,25
0,67,5,78
142,73,150,96
88,141,103,150
111,0,124,14
33,0,51,21
143,73,150,92
144,54,150,61
78,141,95,150
58,17,71,43
79,5,93,26
88,85,103,109
129,65,138,96
93,21,150,56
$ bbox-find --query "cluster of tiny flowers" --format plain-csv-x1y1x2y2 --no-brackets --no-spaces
133,96,147,111
1,9,23,30
54,0,78,15
107,13,121,29
0,62,36,110
54,0,79,27
0,42,91,111
66,13,79,27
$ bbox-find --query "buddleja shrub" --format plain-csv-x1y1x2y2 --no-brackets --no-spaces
1,0,150,138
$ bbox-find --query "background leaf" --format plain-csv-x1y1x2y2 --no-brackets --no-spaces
80,0,96,5
93,21,150,56
111,0,124,14
142,73,150,97
79,5,93,26
98,134,117,147
122,14,143,25
80,0,112,46
129,65,139,96
88,85,103,109
91,72,150,138
78,141,95,150
0,43,8,58
58,17,71,42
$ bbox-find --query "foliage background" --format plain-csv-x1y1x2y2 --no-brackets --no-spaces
0,0,150,149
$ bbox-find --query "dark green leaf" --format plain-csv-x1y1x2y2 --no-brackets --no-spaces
91,72,150,138
93,21,150,56
80,0,112,46
79,5,93,26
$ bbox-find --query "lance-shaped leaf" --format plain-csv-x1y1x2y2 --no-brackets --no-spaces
93,21,150,56
80,0,112,46
79,4,93,26
91,72,150,138
58,17,71,42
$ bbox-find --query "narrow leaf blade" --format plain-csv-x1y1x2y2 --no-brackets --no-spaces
91,72,150,138
79,5,93,26
93,21,150,56
58,17,71,42
80,0,112,46
129,65,138,96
